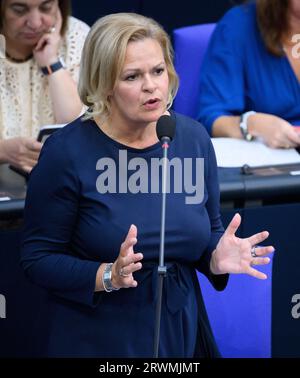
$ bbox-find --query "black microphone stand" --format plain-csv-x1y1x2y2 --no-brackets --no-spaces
153,136,170,358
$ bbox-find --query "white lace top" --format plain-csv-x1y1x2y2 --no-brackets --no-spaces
0,16,90,139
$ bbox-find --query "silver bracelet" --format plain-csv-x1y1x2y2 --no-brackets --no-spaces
240,110,256,141
102,263,119,292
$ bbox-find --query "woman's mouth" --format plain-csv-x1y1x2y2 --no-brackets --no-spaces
22,32,42,40
143,98,161,109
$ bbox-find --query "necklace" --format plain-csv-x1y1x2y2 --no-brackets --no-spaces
5,51,33,63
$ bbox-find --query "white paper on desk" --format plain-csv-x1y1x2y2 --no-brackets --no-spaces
0,197,11,201
211,138,300,167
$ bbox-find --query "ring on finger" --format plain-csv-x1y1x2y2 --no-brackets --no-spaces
119,267,130,277
49,26,56,33
250,246,258,258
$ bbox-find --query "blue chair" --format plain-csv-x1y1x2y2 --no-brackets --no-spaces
173,23,216,118
198,257,273,358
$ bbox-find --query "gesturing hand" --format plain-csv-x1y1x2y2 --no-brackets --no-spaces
111,224,144,289
210,213,274,280
33,8,63,67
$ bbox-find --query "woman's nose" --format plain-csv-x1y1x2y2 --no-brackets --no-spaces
26,10,43,30
142,75,156,92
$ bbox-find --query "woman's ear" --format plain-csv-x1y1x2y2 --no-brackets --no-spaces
107,91,113,101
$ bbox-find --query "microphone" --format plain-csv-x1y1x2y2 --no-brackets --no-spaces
153,115,176,358
156,115,176,143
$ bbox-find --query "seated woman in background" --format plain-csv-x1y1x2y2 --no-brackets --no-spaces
0,0,90,172
198,0,300,149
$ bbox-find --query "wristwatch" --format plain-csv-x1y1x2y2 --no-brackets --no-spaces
240,111,256,141
41,59,64,75
102,263,119,292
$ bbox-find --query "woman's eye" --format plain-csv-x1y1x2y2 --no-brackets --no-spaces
155,68,165,75
11,6,26,15
40,5,53,13
125,74,137,81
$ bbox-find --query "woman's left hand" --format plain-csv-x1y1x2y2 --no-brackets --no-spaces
210,213,274,279
33,8,63,67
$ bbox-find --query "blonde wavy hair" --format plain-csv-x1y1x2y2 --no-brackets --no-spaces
78,13,179,121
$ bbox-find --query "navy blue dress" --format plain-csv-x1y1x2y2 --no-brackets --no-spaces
21,111,228,357
198,3,300,134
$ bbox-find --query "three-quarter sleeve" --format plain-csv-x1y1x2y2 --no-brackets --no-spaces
195,140,229,291
197,12,246,135
20,133,101,308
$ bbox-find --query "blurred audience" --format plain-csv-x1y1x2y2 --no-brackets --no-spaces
0,0,89,172
198,0,300,149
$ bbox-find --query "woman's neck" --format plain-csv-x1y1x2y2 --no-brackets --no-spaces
286,7,300,39
4,36,34,62
96,117,159,149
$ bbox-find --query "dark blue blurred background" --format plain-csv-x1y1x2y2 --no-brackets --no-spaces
71,0,236,34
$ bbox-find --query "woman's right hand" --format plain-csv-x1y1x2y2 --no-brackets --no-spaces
95,225,143,291
95,225,143,292
0,137,42,173
248,113,300,149
111,224,143,289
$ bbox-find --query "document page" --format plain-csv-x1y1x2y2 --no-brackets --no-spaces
211,138,300,168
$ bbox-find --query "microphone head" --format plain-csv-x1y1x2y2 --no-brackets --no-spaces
156,115,176,142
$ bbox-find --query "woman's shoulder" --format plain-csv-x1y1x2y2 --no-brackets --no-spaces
49,116,92,138
172,111,211,141
220,3,256,25
60,17,90,65
42,117,93,154
65,16,90,38
61,16,90,54
216,3,257,38
29,119,89,185
172,112,216,159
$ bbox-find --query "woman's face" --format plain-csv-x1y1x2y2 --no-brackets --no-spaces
289,0,300,20
1,0,59,47
109,38,170,127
